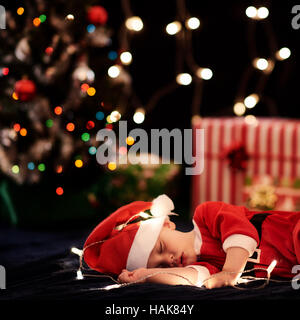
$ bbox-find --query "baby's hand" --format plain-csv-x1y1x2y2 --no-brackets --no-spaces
203,270,239,289
117,268,148,284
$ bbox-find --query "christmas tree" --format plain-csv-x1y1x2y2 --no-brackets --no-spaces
0,1,177,226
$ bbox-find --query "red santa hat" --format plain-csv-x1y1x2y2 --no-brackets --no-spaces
83,194,175,275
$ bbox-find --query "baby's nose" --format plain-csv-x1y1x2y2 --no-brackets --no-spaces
168,254,175,267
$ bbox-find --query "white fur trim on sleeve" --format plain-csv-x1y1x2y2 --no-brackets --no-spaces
222,234,257,256
150,194,174,217
185,265,210,287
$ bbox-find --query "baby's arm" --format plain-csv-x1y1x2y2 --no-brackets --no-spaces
118,267,198,286
118,247,249,288
203,247,249,289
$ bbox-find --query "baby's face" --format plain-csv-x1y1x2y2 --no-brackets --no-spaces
147,225,197,268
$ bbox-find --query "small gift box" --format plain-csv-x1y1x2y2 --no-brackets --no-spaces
243,175,300,211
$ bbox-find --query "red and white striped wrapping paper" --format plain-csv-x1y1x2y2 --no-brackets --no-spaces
191,117,300,212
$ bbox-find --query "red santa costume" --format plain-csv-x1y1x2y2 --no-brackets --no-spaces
188,201,300,286
81,194,300,287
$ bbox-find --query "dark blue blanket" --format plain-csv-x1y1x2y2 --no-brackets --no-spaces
0,226,299,302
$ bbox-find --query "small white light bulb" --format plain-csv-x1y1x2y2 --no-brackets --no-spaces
245,6,257,19
267,260,277,274
76,269,84,280
120,51,132,65
133,108,145,124
66,14,74,20
233,102,246,116
244,94,259,108
166,21,182,35
196,68,213,80
276,47,291,60
71,247,83,256
108,65,121,78
102,284,122,290
125,16,143,31
186,17,200,30
257,7,269,19
254,58,269,71
176,73,192,85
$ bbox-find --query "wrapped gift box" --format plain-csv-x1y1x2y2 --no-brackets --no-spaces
191,117,300,212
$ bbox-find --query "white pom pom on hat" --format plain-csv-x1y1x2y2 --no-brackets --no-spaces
150,194,175,217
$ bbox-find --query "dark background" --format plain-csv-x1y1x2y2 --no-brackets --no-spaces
1,0,300,226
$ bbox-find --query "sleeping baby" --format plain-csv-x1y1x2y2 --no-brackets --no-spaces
82,195,300,288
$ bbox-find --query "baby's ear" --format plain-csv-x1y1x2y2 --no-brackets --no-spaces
163,216,176,230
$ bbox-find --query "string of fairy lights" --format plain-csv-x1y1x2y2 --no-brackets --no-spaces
1,2,293,197
233,5,291,125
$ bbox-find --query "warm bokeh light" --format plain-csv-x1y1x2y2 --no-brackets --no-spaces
257,7,269,19
56,165,63,173
66,122,75,132
19,128,27,136
276,47,291,60
185,17,200,30
196,68,213,80
33,17,41,27
120,51,132,65
106,115,113,124
12,92,19,100
87,87,96,96
17,7,24,15
244,94,259,109
125,16,143,31
13,123,21,132
245,6,257,18
12,165,19,174
56,187,64,195
108,162,117,171
126,136,135,145
253,58,269,70
66,14,74,20
54,106,63,115
233,102,246,116
86,120,95,130
133,108,145,124
81,83,89,92
245,6,269,20
2,67,9,76
45,47,53,55
166,21,182,35
75,159,83,168
176,73,192,85
108,65,121,78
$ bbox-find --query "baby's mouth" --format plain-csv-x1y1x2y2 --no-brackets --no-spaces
179,252,185,266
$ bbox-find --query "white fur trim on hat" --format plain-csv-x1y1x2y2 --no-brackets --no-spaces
150,194,174,217
126,216,165,271
126,194,175,271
